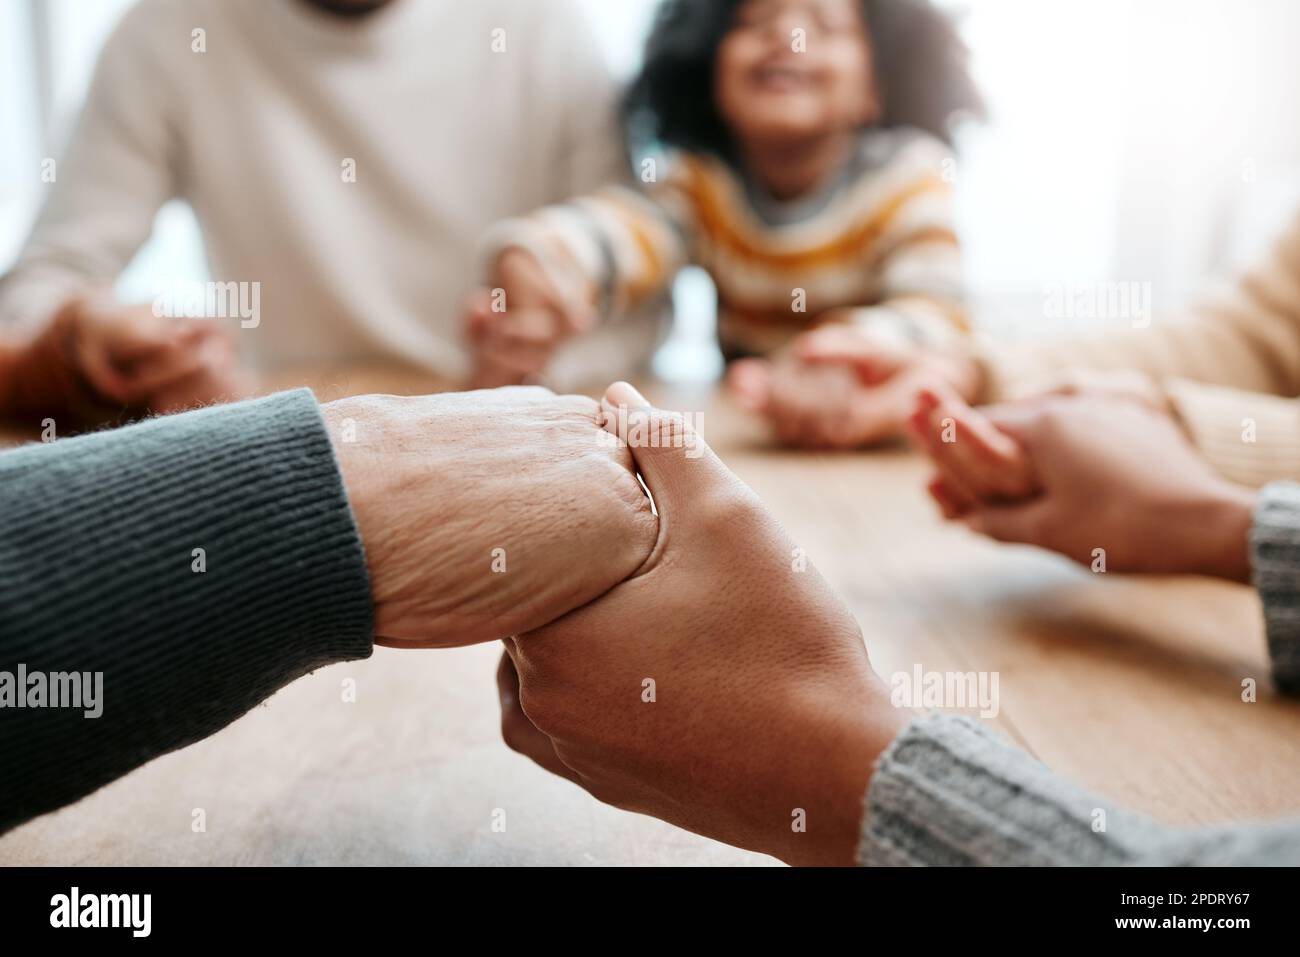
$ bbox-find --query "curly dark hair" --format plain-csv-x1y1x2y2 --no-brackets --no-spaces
624,0,984,160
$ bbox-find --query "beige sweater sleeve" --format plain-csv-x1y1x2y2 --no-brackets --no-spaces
977,211,1300,486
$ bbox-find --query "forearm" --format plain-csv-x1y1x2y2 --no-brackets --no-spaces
859,713,1300,866
0,389,373,834
481,187,688,320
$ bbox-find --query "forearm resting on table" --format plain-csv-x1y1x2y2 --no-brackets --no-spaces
0,389,373,834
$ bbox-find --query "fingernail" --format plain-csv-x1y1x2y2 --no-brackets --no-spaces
605,381,650,409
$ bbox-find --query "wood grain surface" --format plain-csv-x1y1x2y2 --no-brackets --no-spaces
2,366,1296,865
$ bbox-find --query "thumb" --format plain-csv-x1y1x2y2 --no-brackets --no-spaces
600,381,739,524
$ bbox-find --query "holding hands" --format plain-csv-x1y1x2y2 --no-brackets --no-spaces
53,294,251,416
464,249,597,389
499,383,903,865
730,323,981,449
912,390,1256,581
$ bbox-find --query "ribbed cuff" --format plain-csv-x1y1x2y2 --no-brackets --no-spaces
1251,482,1300,695
0,389,374,833
859,714,1162,866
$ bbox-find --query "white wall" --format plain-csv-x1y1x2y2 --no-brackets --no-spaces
945,0,1300,329
5,0,1300,334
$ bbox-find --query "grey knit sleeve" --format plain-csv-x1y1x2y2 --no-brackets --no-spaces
1251,481,1300,694
857,481,1300,866
0,389,374,834
859,713,1300,866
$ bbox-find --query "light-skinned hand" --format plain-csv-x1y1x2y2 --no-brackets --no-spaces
55,295,252,415
323,386,657,648
913,393,1256,581
729,323,981,448
464,248,597,389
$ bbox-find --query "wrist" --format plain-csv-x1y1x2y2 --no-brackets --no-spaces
770,681,908,866
1190,483,1257,583
322,397,384,580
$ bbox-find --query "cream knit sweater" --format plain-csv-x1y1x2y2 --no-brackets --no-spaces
978,212,1300,487
0,0,661,386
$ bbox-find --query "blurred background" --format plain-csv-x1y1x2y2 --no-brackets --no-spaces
4,0,1300,362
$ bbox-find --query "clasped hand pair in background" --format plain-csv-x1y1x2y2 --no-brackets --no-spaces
463,247,979,448
10,294,251,423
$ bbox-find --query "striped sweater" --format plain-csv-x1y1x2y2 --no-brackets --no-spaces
482,128,968,359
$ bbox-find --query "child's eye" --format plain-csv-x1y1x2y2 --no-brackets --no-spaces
734,0,864,37
808,0,866,34
734,0,782,29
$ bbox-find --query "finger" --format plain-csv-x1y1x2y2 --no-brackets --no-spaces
917,391,1038,500
464,290,497,338
148,346,250,413
75,340,137,405
600,381,738,528
121,340,219,400
495,309,558,347
796,325,875,362
797,327,906,386
927,474,975,520
726,359,772,413
964,498,1053,547
978,401,1054,444
777,408,831,448
552,298,598,336
496,651,581,784
840,384,910,447
477,336,552,378
105,314,184,362
907,391,987,504
467,357,528,390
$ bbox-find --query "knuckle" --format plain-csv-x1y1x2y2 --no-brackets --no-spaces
499,710,531,753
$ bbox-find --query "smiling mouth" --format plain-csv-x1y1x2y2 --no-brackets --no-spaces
752,62,818,93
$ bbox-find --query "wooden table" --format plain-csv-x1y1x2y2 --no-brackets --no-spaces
2,365,1298,866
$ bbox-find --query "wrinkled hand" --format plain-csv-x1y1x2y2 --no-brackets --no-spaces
465,249,596,389
913,393,1256,581
729,324,980,448
324,386,657,648
56,295,251,415
499,383,904,865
